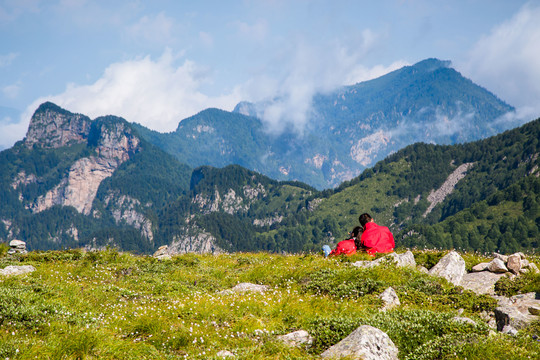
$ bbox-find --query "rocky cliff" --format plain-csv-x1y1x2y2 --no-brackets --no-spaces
28,115,140,216
24,102,91,149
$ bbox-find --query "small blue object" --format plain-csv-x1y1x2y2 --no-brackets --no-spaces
322,245,331,257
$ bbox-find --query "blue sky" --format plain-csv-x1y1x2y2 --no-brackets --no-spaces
1,0,540,149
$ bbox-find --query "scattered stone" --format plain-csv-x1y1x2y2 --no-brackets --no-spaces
487,258,508,273
7,239,27,255
217,350,235,358
0,265,36,276
352,251,416,269
528,263,539,273
494,293,540,331
460,271,505,295
220,282,269,295
506,254,522,275
321,325,399,360
417,265,429,273
493,253,508,262
379,287,400,311
471,262,490,272
521,259,530,268
502,325,519,336
515,252,526,260
277,330,313,347
428,251,466,286
153,245,169,258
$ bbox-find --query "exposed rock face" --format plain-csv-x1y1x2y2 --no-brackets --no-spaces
168,229,224,254
107,193,154,242
29,120,140,215
192,183,268,216
350,130,391,166
423,162,474,217
321,325,398,360
428,251,466,286
24,102,91,149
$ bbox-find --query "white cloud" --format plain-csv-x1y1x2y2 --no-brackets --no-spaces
0,115,28,149
233,19,268,42
461,3,540,119
199,31,214,48
126,12,176,44
2,82,21,98
239,32,408,135
23,49,242,133
0,52,18,67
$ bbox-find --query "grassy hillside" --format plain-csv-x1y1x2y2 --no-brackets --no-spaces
1,248,538,359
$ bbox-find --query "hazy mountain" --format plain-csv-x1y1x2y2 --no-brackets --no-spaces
135,58,515,189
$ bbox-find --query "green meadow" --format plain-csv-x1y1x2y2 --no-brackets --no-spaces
0,247,539,359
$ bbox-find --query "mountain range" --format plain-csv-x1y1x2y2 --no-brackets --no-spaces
134,58,515,189
0,58,538,255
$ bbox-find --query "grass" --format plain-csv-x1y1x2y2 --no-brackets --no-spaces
0,249,538,359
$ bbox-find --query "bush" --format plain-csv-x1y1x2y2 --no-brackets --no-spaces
494,272,540,296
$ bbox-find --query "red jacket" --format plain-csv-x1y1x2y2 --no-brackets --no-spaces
329,238,357,256
360,222,395,255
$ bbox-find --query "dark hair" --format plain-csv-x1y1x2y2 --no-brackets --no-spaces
351,226,363,249
358,213,372,228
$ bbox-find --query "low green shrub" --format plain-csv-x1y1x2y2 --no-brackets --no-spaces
494,272,540,296
303,268,385,299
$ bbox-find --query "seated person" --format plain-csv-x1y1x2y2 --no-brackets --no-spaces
358,213,395,255
323,226,362,257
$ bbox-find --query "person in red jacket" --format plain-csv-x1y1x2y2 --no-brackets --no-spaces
358,213,395,255
325,226,362,257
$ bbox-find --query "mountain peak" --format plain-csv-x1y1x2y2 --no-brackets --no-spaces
24,102,92,149
411,58,452,72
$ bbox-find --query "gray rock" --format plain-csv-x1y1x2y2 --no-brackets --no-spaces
460,271,505,295
528,263,539,273
379,287,400,311
352,251,416,269
502,325,519,336
493,253,508,262
506,254,522,274
494,293,540,331
277,330,313,347
217,350,235,358
220,282,269,295
9,239,26,249
521,259,530,267
0,265,36,276
428,251,466,286
417,265,429,273
153,245,169,257
321,325,398,360
488,258,508,273
471,262,490,272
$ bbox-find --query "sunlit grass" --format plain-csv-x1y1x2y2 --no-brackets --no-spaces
0,249,538,359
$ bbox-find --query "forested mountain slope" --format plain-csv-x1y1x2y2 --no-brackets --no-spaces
0,102,192,253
